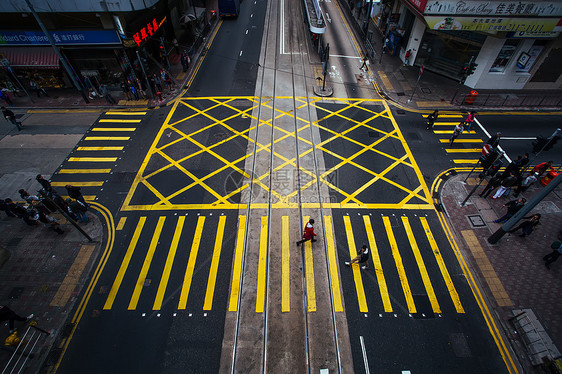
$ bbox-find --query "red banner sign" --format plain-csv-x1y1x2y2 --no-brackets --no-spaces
133,17,167,47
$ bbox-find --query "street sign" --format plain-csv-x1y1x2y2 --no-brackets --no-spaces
0,58,10,67
419,64,424,76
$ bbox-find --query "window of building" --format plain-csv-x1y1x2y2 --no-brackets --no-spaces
490,39,520,73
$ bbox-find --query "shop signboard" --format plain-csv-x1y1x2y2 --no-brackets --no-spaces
424,1,562,17
515,46,544,73
0,30,121,46
132,17,167,47
406,0,428,13
507,31,559,38
425,16,562,33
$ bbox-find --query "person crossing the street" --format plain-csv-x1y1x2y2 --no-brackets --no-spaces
345,245,370,270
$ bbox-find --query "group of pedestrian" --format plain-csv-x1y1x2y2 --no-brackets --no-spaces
479,153,538,199
0,176,90,236
296,218,371,270
449,111,477,147
120,79,148,102
180,50,191,72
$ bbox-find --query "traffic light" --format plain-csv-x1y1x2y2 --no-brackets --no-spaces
468,61,478,75
544,135,560,151
532,136,549,153
459,64,469,83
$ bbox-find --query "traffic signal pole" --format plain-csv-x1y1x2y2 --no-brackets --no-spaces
488,172,562,244
526,128,561,172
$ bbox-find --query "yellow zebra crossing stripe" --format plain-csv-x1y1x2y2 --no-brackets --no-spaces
282,216,290,312
343,216,368,313
203,215,226,310
363,215,392,312
105,111,147,115
303,216,317,312
439,139,483,143
179,216,205,310
383,216,416,314
256,216,268,313
324,216,343,312
446,149,481,153
229,215,246,312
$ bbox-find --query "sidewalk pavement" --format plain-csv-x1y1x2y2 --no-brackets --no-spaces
440,172,562,371
0,207,103,373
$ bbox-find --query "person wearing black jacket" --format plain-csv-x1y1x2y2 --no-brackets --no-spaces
480,175,502,198
494,198,526,223
2,106,22,131
509,214,540,237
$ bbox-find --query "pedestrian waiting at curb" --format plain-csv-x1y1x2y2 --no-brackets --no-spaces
532,160,553,177
494,197,526,224
513,172,538,197
2,106,22,131
345,245,370,270
296,219,317,246
509,213,541,238
544,241,562,269
0,199,16,217
36,174,53,196
65,198,88,223
99,84,116,105
486,132,501,149
0,305,33,333
492,171,518,199
479,174,502,198
426,110,438,130
65,184,88,207
449,122,464,147
120,81,132,101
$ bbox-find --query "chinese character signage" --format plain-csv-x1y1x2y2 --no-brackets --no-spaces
133,17,167,47
424,1,562,17
0,30,121,45
425,16,562,32
406,0,428,13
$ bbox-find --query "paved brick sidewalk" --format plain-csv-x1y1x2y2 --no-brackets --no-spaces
440,173,562,371
0,209,103,373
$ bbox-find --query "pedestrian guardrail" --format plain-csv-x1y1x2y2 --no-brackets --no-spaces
453,92,562,108
2,322,50,374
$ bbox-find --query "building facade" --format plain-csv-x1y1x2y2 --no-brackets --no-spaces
373,0,562,90
0,0,205,93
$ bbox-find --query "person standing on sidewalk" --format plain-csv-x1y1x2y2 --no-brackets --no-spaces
0,305,33,332
404,49,412,66
0,199,16,217
509,214,541,237
65,198,88,223
99,84,116,105
513,172,538,197
360,55,368,71
296,219,317,246
532,160,553,177
345,245,370,270
120,81,132,101
492,171,518,199
494,197,526,223
449,122,464,148
36,174,53,195
479,174,502,198
2,106,22,131
65,184,88,207
486,132,501,149
426,110,438,130
153,73,163,92
544,241,562,269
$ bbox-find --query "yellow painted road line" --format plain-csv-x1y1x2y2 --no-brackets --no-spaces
445,148,481,153
439,115,463,118
84,136,130,141
154,216,185,310
116,217,127,231
377,71,393,91
203,215,226,310
68,157,117,162
99,119,142,123
76,146,124,151
402,216,441,313
383,216,416,314
324,216,343,312
439,139,483,143
129,216,165,310
420,217,464,313
363,215,392,312
256,216,268,313
179,216,205,310
343,216,368,313
105,111,147,115
91,128,136,132
453,159,479,164
229,215,246,312
432,121,465,125
50,244,95,307
434,130,477,134
303,215,317,312
104,217,146,310
57,168,111,174
51,181,104,187
282,216,290,312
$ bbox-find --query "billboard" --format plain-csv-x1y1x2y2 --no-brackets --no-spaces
425,16,562,33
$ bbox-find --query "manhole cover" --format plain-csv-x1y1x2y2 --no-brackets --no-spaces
396,109,406,115
467,215,486,227
368,131,379,138
421,87,431,94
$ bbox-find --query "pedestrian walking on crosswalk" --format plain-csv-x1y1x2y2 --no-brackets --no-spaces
296,218,317,246
426,110,439,130
449,123,464,147
345,245,370,270
464,111,477,131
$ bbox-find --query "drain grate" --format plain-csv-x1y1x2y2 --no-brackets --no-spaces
421,87,431,94
467,215,486,228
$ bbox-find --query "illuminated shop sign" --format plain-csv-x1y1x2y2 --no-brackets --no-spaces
424,1,562,17
0,30,121,45
425,16,562,32
133,17,167,47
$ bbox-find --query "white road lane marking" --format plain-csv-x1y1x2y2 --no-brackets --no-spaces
474,118,512,163
360,336,370,374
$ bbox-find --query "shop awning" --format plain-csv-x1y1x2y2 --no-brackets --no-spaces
0,46,60,69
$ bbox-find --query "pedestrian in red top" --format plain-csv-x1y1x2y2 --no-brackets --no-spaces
532,160,553,177
296,219,317,246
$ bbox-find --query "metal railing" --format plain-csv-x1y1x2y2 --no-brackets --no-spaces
453,91,562,108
